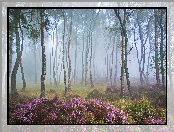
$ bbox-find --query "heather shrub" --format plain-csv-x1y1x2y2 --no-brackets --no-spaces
65,94,81,101
9,94,128,124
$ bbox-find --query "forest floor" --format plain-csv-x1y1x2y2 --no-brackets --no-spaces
8,79,166,124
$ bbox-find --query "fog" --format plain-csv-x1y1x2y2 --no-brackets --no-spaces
9,9,162,87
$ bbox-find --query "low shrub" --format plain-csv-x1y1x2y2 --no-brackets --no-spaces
9,94,128,124
125,97,166,124
86,89,105,100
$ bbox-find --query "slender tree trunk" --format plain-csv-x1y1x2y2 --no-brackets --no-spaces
34,42,37,84
137,13,145,85
74,27,77,84
110,40,114,86
11,22,20,97
114,9,125,97
110,61,112,86
81,51,84,85
56,25,59,86
81,25,84,85
67,11,72,90
90,32,94,88
52,30,57,87
93,41,96,80
120,36,124,98
9,31,13,78
19,29,26,91
124,33,131,97
146,34,153,84
40,9,46,98
159,9,165,90
105,56,107,83
85,31,89,86
155,9,160,84
50,53,52,86
136,10,150,85
53,51,57,87
106,54,108,83
62,14,67,95
113,37,117,85
114,9,131,97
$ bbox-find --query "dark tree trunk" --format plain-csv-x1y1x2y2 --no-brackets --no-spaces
159,9,165,90
124,34,131,97
120,36,124,98
114,9,131,97
9,30,13,78
154,9,160,84
40,9,46,98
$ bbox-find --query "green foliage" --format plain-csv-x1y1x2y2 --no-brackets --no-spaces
29,28,40,40
125,97,166,124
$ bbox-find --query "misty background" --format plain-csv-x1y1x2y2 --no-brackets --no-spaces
9,9,164,88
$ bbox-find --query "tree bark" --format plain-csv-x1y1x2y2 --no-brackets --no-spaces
85,31,89,86
114,35,118,85
120,36,124,98
159,9,165,90
62,13,67,95
154,9,160,84
74,26,77,84
11,22,20,97
67,10,72,90
114,9,131,97
40,9,46,98
90,31,94,88
19,29,26,91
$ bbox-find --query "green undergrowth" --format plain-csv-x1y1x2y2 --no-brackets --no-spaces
9,83,166,124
